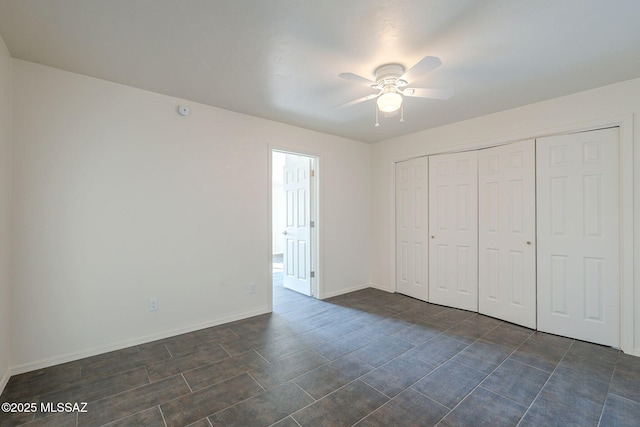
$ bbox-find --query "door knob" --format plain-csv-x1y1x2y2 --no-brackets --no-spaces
430,235,435,239
282,231,288,235
526,241,531,245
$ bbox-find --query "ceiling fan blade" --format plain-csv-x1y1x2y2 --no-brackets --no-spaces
334,92,380,109
338,72,377,87
399,56,442,83
405,87,454,100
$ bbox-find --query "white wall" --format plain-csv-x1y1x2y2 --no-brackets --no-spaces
10,60,371,371
371,77,640,356
0,36,12,391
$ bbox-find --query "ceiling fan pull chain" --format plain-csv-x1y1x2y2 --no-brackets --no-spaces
375,105,380,127
400,103,405,122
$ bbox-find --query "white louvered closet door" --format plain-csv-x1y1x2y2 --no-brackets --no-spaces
537,128,620,347
478,140,536,329
428,151,478,312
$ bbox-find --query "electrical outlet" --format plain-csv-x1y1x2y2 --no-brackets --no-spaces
149,297,158,312
248,282,256,294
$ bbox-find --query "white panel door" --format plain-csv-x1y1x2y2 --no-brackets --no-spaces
428,151,478,311
283,156,312,296
396,157,429,301
537,128,620,347
478,141,536,328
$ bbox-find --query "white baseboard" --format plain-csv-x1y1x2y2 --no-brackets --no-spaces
10,306,270,376
368,283,394,293
0,368,9,396
319,283,389,299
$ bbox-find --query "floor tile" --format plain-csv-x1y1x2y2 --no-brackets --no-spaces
361,352,436,398
3,284,634,427
160,373,262,427
411,360,486,408
358,317,412,340
426,308,475,329
519,394,600,427
78,375,191,426
226,315,292,342
37,366,149,408
437,387,527,427
184,419,213,427
350,336,414,367
2,364,82,400
182,350,268,391
141,326,239,357
292,380,388,427
510,334,570,372
294,354,374,399
102,406,164,426
610,352,640,403
18,412,77,427
390,304,447,324
255,333,325,362
221,332,289,357
0,398,38,426
452,339,512,374
161,329,239,357
480,358,550,406
249,349,329,389
558,340,618,382
80,344,172,381
442,316,501,344
538,365,610,419
390,321,444,345
270,416,301,427
146,345,230,382
382,294,433,312
356,388,447,427
600,394,640,427
208,382,313,427
312,330,374,361
304,317,367,342
481,322,533,349
405,335,468,366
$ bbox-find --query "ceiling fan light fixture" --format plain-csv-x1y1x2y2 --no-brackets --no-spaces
377,91,403,113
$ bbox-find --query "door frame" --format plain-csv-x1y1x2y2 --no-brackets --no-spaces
268,147,321,311
388,114,634,354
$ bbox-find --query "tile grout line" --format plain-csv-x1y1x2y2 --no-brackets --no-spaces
596,349,622,427
164,344,173,359
158,404,168,427
432,328,538,424
515,338,575,426
180,373,193,393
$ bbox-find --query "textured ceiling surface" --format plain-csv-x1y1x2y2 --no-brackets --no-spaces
1,0,640,143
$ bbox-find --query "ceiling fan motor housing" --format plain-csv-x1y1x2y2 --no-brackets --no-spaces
374,64,407,88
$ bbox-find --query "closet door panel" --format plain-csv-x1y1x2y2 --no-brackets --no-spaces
396,157,429,301
537,128,620,347
428,151,478,311
478,140,536,328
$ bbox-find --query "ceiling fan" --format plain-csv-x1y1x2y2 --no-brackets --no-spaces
336,55,454,126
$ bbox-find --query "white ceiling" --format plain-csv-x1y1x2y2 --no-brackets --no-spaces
1,0,640,143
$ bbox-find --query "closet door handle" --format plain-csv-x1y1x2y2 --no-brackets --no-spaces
430,235,435,239
526,241,531,245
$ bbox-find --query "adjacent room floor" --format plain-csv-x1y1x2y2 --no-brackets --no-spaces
1,274,639,426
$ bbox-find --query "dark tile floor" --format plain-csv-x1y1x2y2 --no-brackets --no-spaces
1,272,639,426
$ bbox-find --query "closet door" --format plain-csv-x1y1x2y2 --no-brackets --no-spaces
428,151,478,311
478,141,536,328
537,128,620,347
396,157,429,301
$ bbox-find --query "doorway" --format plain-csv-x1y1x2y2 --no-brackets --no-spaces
271,150,319,307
